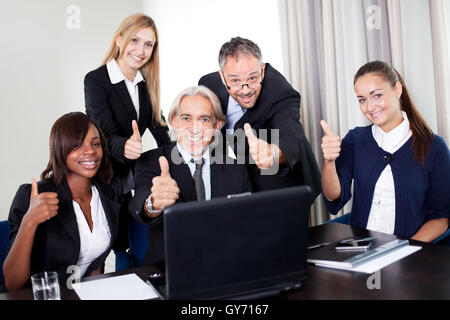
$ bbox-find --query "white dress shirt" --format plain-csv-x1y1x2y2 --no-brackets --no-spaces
366,111,412,234
73,186,111,277
106,59,144,119
177,143,212,200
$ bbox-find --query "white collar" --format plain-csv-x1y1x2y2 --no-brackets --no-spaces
106,59,144,85
372,111,411,152
176,142,210,165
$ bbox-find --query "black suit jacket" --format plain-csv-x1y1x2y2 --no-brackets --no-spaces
84,65,171,190
128,143,251,264
199,63,321,197
7,179,123,284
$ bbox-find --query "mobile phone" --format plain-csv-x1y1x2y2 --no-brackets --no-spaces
334,241,372,251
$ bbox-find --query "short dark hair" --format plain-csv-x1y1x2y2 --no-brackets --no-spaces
218,37,262,69
40,112,113,185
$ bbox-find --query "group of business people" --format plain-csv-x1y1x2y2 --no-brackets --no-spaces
3,13,449,292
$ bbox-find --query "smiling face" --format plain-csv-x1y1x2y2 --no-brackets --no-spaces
65,124,103,182
171,95,222,158
355,73,404,133
220,54,265,109
116,27,156,78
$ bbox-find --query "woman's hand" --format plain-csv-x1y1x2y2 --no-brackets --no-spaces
321,120,341,163
24,178,59,228
124,120,142,160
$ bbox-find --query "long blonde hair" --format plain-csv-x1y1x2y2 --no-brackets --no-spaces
103,13,165,126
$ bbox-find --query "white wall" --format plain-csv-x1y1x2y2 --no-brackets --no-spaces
143,0,285,119
0,0,284,221
0,0,143,220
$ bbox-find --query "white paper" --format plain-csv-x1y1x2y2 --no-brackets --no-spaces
316,245,422,274
73,273,159,300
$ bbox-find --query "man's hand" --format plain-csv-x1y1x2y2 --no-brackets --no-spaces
244,123,276,169
150,156,180,212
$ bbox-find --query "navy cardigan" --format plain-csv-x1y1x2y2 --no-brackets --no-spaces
323,125,450,239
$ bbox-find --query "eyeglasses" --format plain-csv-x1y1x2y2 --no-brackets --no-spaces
223,76,263,92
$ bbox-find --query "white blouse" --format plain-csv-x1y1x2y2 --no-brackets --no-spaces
73,185,111,277
106,58,144,119
367,111,412,234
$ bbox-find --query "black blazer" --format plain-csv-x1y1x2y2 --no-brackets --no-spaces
128,143,251,264
7,179,123,284
199,63,321,198
84,65,171,189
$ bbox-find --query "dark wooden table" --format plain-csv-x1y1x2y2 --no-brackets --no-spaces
2,223,449,300
282,223,450,299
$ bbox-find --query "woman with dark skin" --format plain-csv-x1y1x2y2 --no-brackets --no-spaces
4,112,122,291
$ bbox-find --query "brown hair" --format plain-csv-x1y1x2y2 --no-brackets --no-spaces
354,60,433,165
41,112,113,185
102,13,165,126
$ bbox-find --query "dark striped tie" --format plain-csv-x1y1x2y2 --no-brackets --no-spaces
191,159,205,201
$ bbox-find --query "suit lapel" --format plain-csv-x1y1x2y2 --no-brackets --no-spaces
113,81,138,121
137,81,149,129
55,181,80,246
210,162,228,198
165,145,198,202
94,181,120,243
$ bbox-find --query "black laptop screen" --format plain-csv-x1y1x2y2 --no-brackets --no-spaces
163,186,313,299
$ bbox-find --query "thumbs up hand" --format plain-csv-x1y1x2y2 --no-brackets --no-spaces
244,123,275,169
149,156,180,212
320,120,341,163
124,120,142,160
24,178,59,228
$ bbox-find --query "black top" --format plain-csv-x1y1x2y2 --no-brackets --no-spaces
7,178,124,285
84,65,171,190
199,63,321,197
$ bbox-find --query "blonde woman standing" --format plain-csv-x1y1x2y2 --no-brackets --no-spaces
84,13,170,195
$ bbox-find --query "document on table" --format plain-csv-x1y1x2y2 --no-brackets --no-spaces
315,245,422,274
73,273,159,300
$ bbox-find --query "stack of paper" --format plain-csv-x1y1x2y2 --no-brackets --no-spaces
308,239,421,273
73,273,159,300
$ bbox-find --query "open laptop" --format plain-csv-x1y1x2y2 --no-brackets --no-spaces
147,185,314,300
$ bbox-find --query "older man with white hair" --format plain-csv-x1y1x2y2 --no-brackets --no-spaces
128,85,251,265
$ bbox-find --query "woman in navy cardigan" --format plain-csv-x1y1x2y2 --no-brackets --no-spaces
84,14,170,194
3,112,123,291
320,61,449,242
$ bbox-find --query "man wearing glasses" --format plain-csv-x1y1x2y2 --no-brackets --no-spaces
199,37,320,196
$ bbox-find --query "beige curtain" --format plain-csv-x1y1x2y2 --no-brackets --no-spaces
281,0,399,226
281,0,450,226
430,0,450,142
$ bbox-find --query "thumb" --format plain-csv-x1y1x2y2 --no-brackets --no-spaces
30,178,38,200
320,120,334,136
159,156,171,178
131,120,142,142
244,123,258,147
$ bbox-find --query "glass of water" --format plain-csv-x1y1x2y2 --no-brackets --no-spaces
30,271,61,300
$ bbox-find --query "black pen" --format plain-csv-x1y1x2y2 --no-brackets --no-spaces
307,242,330,250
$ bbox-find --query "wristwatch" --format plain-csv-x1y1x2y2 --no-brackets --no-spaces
145,194,162,217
